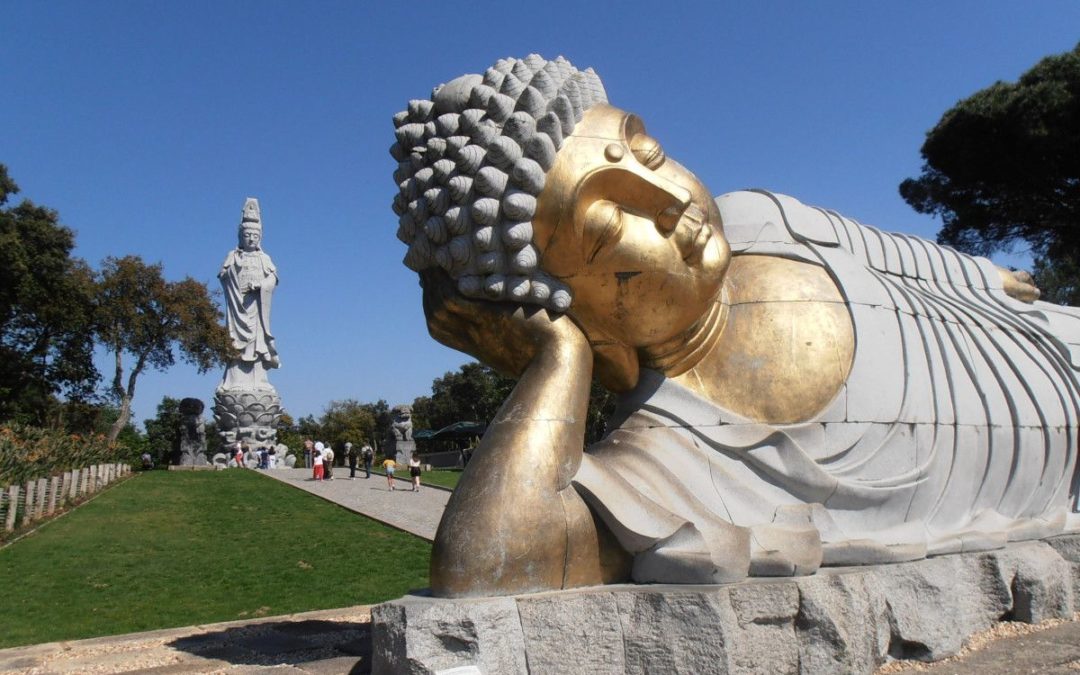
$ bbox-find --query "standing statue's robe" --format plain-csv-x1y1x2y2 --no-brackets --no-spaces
219,248,279,366
574,190,1080,583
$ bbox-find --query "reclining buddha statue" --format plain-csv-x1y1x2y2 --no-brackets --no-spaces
390,54,1080,598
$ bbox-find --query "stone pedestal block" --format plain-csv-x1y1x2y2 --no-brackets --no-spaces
212,386,281,451
388,439,416,463
372,536,1079,674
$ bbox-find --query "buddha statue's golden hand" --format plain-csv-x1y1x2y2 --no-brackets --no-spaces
420,271,605,596
420,269,590,376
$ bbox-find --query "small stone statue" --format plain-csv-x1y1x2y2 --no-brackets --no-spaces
386,404,415,463
212,198,283,450
390,404,414,441
176,398,208,466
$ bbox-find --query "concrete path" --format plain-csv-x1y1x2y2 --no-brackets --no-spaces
258,468,449,541
0,605,373,674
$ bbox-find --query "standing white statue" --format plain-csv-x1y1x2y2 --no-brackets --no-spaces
213,198,283,449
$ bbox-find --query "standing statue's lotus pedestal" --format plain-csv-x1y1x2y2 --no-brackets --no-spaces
373,54,1080,671
213,198,283,450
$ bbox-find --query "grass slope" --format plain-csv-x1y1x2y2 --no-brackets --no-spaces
0,470,430,649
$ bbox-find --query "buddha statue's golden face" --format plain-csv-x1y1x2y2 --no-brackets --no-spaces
534,104,730,349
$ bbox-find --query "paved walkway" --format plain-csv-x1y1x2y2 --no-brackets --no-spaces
884,618,1080,674
0,605,374,674
258,467,450,541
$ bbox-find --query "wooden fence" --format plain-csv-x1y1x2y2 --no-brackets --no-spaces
1,463,131,534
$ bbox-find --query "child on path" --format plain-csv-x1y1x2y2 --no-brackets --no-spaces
382,456,397,490
408,456,422,491
313,442,324,481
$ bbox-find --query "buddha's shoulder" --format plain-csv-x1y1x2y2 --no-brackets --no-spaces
715,189,842,250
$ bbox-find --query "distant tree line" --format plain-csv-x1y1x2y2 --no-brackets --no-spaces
0,163,232,455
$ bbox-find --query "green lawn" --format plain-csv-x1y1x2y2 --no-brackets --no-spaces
0,470,431,649
417,469,462,489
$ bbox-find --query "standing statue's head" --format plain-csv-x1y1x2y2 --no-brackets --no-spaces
239,197,263,252
392,55,730,385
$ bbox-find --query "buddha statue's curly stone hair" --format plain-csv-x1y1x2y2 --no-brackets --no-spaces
391,54,607,311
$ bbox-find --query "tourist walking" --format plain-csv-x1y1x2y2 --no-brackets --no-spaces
382,456,397,490
346,442,357,479
234,442,245,468
323,443,335,480
409,455,422,491
362,444,374,478
304,439,314,469
313,442,324,481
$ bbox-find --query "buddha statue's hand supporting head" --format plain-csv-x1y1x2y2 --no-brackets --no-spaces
420,268,590,378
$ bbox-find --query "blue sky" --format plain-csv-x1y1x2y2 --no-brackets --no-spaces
4,1,1078,425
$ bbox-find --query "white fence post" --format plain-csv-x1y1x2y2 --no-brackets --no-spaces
22,481,35,525
34,478,47,520
47,476,59,515
5,485,17,532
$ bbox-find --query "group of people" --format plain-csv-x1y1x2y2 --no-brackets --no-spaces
303,439,377,481
381,455,423,491
230,441,278,469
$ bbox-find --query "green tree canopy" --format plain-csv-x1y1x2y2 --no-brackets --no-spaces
411,362,617,445
0,164,98,424
95,256,233,442
899,43,1080,302
319,399,376,451
143,396,182,465
411,362,515,434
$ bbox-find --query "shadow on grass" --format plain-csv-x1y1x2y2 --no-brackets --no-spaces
168,618,371,673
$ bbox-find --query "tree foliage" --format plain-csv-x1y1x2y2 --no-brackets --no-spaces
899,43,1080,302
95,256,233,442
319,399,376,452
411,362,515,433
411,362,617,445
143,396,182,466
0,164,98,424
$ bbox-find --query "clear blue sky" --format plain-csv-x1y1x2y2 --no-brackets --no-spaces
3,1,1078,426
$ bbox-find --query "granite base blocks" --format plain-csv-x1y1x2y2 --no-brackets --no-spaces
372,534,1080,674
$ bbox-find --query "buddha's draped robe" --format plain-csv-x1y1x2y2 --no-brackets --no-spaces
574,190,1080,583
219,248,278,366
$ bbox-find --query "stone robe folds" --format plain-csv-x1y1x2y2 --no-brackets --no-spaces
219,249,279,370
574,190,1080,584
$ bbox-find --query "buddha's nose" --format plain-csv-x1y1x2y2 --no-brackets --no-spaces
622,168,693,232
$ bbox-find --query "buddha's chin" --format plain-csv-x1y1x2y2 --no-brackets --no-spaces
694,231,729,284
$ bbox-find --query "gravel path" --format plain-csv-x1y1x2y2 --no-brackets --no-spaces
257,467,449,541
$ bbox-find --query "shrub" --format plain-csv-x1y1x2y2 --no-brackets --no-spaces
0,423,138,486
